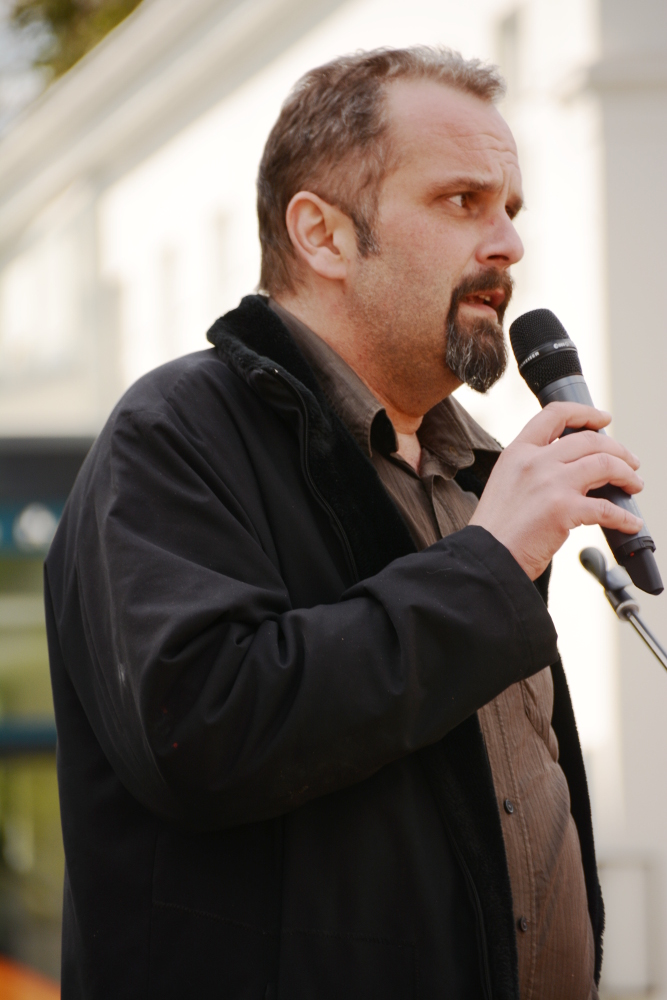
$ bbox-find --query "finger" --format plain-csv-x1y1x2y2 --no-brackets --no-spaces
575,495,644,535
551,429,641,470
516,402,611,447
566,452,644,496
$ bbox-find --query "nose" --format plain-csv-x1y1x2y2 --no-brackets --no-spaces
476,210,524,268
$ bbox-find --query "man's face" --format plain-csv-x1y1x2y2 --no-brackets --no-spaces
346,79,524,414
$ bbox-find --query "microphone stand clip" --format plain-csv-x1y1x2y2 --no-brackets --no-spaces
580,547,667,672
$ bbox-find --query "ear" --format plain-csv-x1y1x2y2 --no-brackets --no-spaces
285,191,357,282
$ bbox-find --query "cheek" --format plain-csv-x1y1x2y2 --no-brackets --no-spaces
381,211,470,289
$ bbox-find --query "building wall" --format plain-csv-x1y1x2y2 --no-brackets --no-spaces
1,0,666,993
592,2,667,993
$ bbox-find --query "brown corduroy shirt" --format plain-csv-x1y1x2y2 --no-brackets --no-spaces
271,300,597,1000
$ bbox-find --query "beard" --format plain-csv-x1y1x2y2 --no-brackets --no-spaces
445,270,513,393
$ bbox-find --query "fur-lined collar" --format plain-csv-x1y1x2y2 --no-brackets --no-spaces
209,295,418,581
208,294,503,580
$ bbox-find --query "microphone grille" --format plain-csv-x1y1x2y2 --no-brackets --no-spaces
509,308,583,395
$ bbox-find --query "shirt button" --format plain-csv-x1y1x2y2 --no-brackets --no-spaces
518,916,528,933
503,798,515,814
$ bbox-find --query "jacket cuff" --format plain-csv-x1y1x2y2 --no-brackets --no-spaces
452,524,559,677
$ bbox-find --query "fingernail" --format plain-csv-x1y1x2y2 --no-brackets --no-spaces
638,476,645,487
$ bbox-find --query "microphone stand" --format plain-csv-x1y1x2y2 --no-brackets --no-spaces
580,547,667,672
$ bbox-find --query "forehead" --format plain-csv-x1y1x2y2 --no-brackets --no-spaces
384,78,521,186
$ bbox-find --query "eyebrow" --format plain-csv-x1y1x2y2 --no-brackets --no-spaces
428,176,524,216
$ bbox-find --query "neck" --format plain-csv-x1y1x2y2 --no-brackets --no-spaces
273,287,451,473
361,383,423,472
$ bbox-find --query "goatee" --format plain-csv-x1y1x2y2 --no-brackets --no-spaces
445,271,513,393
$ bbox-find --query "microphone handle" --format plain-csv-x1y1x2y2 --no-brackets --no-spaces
536,375,663,595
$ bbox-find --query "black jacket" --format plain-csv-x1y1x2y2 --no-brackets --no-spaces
45,294,602,999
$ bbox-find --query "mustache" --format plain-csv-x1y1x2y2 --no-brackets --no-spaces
449,270,514,325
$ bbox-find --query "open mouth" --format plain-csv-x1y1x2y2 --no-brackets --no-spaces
460,288,506,314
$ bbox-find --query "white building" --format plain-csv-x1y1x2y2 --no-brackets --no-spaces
0,0,665,993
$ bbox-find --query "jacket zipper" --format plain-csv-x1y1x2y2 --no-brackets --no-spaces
438,807,494,1000
269,369,359,583
453,842,494,1000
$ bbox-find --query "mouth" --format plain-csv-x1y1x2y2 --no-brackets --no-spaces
459,287,506,319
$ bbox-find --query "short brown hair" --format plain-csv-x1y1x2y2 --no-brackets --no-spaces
257,46,505,295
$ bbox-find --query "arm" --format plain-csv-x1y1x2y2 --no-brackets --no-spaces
47,404,557,830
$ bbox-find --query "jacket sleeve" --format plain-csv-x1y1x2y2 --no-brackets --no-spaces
45,401,558,830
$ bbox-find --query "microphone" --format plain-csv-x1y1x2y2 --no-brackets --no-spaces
509,309,663,595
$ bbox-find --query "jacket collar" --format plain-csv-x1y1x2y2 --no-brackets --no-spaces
207,294,505,582
207,294,416,581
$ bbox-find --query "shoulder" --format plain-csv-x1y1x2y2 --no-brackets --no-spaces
114,348,235,420
103,347,265,446
73,348,268,506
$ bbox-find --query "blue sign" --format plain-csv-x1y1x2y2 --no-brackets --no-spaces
0,502,64,556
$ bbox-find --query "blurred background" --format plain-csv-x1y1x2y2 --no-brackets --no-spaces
0,0,665,995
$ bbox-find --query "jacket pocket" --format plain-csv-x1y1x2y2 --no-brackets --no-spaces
278,928,415,1000
149,824,280,999
149,899,277,999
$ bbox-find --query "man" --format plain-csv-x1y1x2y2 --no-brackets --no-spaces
45,47,643,998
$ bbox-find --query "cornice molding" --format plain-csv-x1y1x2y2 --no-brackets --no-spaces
0,0,343,255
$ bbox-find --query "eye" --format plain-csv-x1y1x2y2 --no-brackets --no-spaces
449,193,467,208
506,198,524,220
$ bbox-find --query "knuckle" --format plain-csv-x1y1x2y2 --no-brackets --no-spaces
598,498,615,520
596,452,613,477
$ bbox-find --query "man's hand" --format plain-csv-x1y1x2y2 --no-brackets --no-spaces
469,402,644,581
